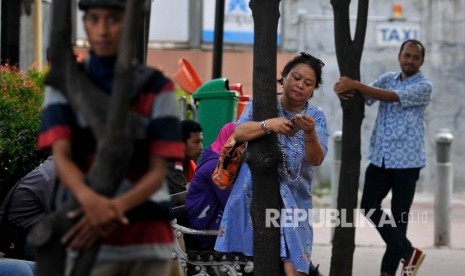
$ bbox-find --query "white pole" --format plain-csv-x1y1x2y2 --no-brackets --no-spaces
291,9,307,52
434,129,453,246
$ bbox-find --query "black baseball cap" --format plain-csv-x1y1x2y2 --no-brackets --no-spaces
78,0,126,10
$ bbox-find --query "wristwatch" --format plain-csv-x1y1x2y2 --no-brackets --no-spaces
260,120,271,134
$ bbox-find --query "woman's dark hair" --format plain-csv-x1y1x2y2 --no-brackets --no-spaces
277,52,325,89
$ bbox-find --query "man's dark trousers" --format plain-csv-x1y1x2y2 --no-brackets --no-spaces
360,162,420,274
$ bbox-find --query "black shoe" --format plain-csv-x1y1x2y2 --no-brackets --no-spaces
309,264,323,276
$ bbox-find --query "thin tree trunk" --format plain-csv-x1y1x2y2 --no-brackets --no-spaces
329,1,369,276
248,0,281,274
30,0,145,275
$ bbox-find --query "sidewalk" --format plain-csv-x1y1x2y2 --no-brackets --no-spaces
311,193,465,275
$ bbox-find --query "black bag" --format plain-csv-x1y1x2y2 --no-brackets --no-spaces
0,221,27,258
0,182,28,259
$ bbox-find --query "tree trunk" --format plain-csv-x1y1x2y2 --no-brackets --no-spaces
329,1,369,276
30,0,145,275
248,0,281,275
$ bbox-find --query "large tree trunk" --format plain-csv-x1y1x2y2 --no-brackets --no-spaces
329,1,369,276
248,0,281,275
30,0,145,275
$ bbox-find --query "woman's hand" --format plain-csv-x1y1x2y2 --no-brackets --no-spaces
266,117,296,136
292,114,324,165
291,114,315,134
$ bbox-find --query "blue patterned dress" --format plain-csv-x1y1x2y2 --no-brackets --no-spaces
214,99,329,273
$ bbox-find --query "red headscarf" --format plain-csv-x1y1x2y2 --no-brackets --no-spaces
210,122,236,154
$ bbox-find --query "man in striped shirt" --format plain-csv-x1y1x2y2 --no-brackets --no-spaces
38,0,184,275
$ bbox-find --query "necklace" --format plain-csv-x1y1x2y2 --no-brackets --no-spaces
277,97,308,182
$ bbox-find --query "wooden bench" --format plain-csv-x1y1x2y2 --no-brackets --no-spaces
170,191,253,276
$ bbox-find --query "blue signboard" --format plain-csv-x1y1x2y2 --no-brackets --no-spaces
203,0,281,45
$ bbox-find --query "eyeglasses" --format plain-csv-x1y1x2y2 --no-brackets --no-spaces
300,52,325,68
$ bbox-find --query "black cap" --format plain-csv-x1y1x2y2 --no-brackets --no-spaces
78,0,126,10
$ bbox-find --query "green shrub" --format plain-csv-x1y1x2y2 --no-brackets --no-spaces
0,64,49,202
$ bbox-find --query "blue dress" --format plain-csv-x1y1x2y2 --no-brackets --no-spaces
214,100,329,273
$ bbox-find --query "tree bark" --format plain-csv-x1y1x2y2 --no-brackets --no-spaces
30,0,145,275
248,0,281,275
329,1,369,276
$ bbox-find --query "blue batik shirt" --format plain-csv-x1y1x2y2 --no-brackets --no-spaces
366,71,432,169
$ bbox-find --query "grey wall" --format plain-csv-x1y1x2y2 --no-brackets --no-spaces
281,0,465,193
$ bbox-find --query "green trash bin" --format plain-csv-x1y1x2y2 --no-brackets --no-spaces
192,78,238,148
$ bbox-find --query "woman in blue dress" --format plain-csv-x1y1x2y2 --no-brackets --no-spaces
215,53,329,275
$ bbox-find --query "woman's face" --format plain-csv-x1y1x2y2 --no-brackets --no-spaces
282,63,317,105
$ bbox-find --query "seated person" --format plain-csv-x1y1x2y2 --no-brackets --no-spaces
0,156,56,261
0,252,36,276
183,122,235,250
167,120,203,194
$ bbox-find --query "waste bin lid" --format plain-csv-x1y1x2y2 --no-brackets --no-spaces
229,83,243,96
239,95,251,101
173,58,202,95
193,78,238,99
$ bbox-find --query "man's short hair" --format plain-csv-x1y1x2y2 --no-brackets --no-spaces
181,120,202,143
399,39,425,59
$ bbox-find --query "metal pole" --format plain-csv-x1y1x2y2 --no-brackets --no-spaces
297,9,306,51
34,0,43,70
188,0,202,49
330,130,342,240
178,96,187,120
0,0,2,60
188,96,197,121
434,128,453,246
135,0,151,64
212,0,224,79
